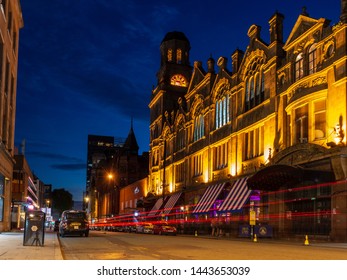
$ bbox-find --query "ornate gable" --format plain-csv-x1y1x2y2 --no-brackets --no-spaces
187,61,206,93
284,15,321,50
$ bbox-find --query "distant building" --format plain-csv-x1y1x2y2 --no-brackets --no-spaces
12,154,39,229
73,201,83,211
86,134,115,195
85,123,149,222
0,0,23,231
148,1,347,241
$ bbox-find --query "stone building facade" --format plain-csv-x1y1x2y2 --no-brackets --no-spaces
148,1,347,241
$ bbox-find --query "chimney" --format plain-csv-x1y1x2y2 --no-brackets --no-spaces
341,0,347,23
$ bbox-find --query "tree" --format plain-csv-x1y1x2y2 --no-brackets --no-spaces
51,188,73,219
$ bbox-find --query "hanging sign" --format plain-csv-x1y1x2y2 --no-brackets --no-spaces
249,210,256,225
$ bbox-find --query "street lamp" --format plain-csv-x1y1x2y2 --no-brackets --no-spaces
84,195,89,211
107,171,119,217
45,199,50,229
46,200,50,212
162,137,167,203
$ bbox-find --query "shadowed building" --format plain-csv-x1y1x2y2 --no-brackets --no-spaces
86,123,148,222
0,0,23,232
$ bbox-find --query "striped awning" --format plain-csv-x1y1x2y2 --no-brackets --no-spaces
192,182,226,214
161,192,182,215
147,197,164,216
218,177,251,212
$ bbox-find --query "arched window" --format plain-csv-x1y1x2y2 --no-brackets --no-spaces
167,49,173,62
255,73,260,99
245,64,265,112
176,123,185,151
250,77,255,106
308,44,317,74
194,114,204,141
177,49,182,64
245,79,250,111
295,53,304,81
260,71,265,101
215,95,230,129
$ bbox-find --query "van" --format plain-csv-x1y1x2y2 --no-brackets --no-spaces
59,210,89,237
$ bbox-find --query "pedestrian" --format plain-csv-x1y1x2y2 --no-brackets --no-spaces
211,218,217,236
218,217,225,237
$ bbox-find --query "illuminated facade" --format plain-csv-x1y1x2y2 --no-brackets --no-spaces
149,2,347,241
0,0,23,231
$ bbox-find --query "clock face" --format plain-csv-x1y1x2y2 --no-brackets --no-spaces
170,74,187,87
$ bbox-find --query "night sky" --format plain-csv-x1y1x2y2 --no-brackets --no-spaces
15,0,341,201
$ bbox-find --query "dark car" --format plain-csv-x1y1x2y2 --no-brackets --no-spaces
152,223,177,235
59,210,89,237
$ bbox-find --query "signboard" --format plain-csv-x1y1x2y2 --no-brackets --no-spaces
249,210,256,225
238,224,273,238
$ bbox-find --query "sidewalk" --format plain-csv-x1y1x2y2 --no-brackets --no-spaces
0,230,63,260
1,230,346,260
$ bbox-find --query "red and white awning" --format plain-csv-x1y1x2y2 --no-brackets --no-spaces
161,192,182,215
218,177,251,212
192,182,226,214
147,197,164,216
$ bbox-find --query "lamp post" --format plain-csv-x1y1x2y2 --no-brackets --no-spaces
107,173,114,217
45,199,50,229
162,137,166,204
84,196,89,211
107,172,119,217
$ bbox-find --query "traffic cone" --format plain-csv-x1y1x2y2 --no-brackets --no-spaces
253,234,258,242
304,235,309,246
195,230,198,237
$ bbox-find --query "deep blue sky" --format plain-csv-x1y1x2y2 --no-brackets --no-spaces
15,0,341,201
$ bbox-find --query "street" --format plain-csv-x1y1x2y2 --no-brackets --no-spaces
58,230,347,260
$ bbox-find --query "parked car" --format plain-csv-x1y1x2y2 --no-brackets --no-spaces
136,223,154,234
59,210,89,237
124,224,137,233
153,223,177,235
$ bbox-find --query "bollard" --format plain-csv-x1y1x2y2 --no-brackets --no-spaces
304,235,310,246
253,234,258,242
195,230,198,237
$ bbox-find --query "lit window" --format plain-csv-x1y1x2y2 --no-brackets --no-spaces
167,49,172,62
295,105,308,144
194,114,204,141
215,95,230,129
308,44,317,74
295,53,304,81
245,69,264,111
177,49,182,64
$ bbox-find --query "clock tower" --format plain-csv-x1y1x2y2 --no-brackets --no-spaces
149,31,192,195
149,31,192,136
